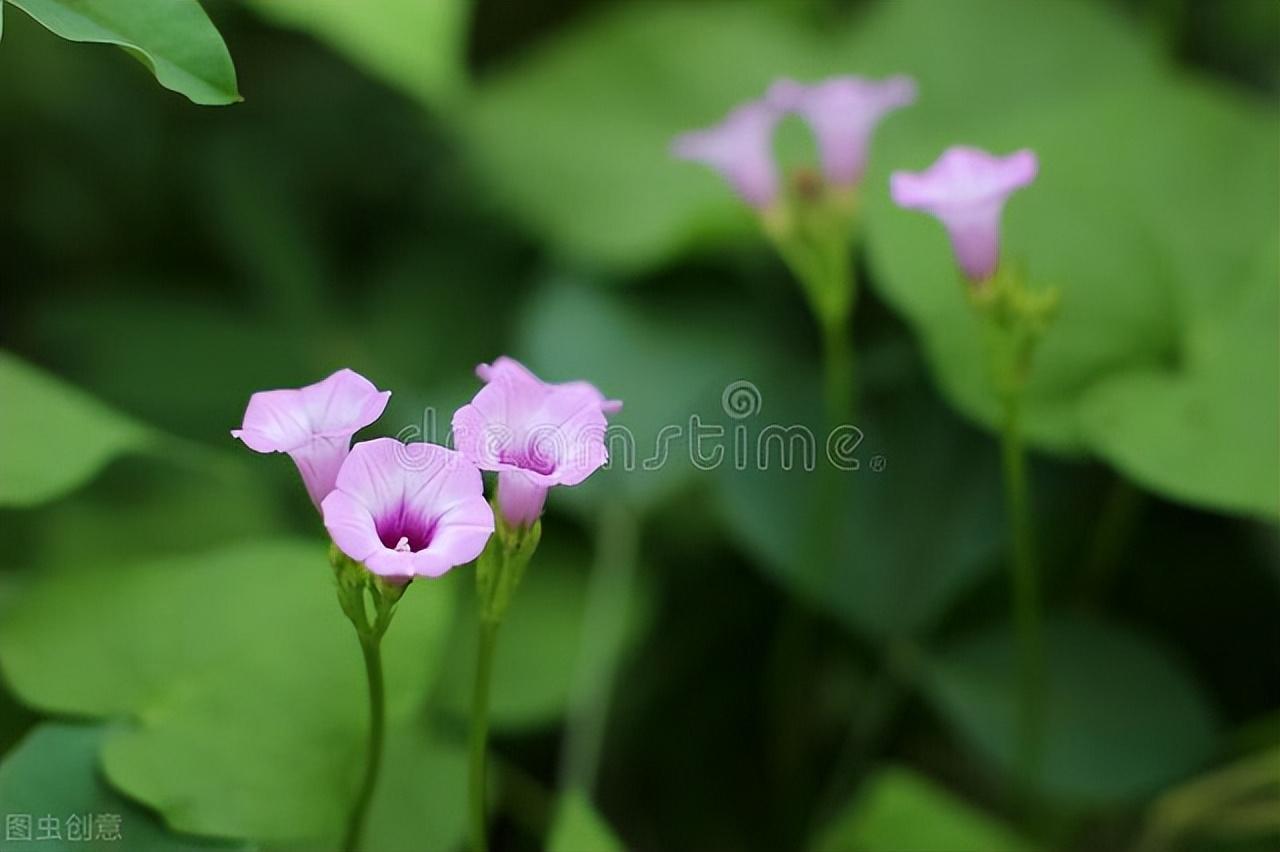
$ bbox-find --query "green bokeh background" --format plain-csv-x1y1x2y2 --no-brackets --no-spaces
0,1,1276,850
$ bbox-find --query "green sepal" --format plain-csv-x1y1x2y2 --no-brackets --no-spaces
967,263,1061,398
762,170,861,334
475,512,542,626
329,542,406,643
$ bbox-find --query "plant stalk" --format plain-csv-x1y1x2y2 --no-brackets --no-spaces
1000,387,1044,805
468,617,500,852
343,636,386,852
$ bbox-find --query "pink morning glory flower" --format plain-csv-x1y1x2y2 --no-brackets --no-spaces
672,99,783,208
321,438,494,581
452,357,622,527
769,75,917,186
890,146,1039,283
232,369,391,510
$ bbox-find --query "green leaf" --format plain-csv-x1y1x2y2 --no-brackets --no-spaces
0,350,152,508
813,766,1030,852
713,345,1005,640
865,78,1279,515
547,789,624,852
517,276,773,515
921,616,1219,803
0,723,248,851
433,535,650,732
361,726,468,852
0,539,454,842
242,0,469,109
23,456,286,570
7,0,239,105
461,0,1154,269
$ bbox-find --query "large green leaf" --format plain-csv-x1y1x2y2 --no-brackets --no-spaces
921,616,1219,803
358,726,468,852
461,0,1154,268
0,350,152,508
5,0,239,105
0,540,455,842
517,277,772,515
864,78,1279,517
813,766,1029,852
547,789,624,852
432,535,650,732
713,344,1005,640
242,0,469,109
0,723,248,851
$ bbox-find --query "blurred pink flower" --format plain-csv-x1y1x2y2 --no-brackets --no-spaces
672,100,783,208
769,75,917,186
232,369,390,509
890,146,1038,283
322,438,494,580
452,357,621,527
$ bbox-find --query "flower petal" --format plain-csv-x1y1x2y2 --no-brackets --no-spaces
890,147,1038,281
672,99,782,208
772,74,917,185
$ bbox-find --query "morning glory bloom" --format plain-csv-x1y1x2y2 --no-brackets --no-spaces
890,146,1039,283
232,369,391,510
452,357,622,527
322,438,494,581
672,99,783,208
769,75,917,186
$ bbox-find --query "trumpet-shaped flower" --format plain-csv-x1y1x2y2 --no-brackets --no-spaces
672,100,783,208
890,146,1039,283
769,75,917,186
232,369,390,509
322,438,494,580
452,357,621,527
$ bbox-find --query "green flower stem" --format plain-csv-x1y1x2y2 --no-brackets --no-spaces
468,511,542,852
821,312,855,427
468,617,500,852
330,546,403,852
343,635,386,852
1000,381,1044,805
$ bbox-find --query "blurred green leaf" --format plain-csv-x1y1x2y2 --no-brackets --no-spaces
518,277,771,515
5,0,239,104
714,347,1004,640
922,616,1218,803
433,535,649,732
0,723,247,851
242,0,469,109
24,457,287,569
0,540,454,842
813,765,1029,852
361,726,468,852
461,0,1154,268
27,295,319,442
0,350,152,508
547,789,624,852
865,78,1279,518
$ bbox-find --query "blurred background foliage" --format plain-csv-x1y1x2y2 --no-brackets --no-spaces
0,0,1277,850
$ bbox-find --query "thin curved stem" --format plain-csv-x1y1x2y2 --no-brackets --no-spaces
1000,389,1044,804
821,314,856,428
343,637,386,852
468,618,500,852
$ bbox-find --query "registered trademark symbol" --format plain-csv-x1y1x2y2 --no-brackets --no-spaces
870,454,887,472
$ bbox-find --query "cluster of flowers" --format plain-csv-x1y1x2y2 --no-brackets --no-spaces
673,73,1038,284
232,358,620,580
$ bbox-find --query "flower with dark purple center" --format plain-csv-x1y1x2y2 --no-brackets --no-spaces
452,357,621,528
322,438,494,581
